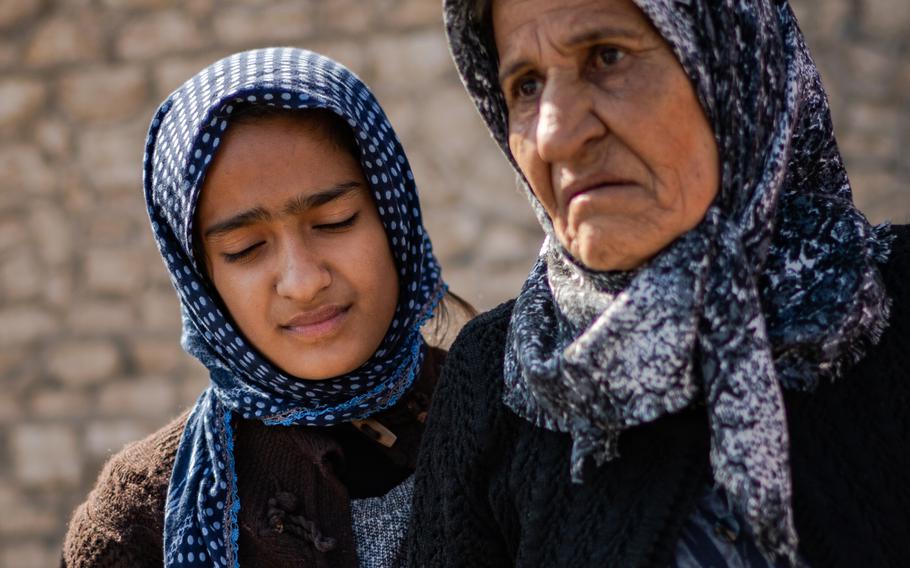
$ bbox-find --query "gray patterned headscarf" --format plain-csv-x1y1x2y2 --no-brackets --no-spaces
444,0,893,562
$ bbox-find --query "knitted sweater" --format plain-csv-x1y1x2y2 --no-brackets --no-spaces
407,225,910,568
62,347,445,568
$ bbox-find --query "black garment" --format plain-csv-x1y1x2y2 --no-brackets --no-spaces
443,0,892,558
407,226,910,568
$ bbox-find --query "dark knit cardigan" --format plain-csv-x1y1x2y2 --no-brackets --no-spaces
62,347,445,568
407,225,910,568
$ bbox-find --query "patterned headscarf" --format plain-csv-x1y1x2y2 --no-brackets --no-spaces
143,48,445,567
444,0,892,562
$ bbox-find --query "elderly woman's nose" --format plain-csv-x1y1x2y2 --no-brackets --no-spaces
274,243,332,302
536,79,605,163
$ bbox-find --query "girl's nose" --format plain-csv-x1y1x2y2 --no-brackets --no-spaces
274,243,332,303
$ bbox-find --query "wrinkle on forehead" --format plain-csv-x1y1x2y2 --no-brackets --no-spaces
494,0,653,58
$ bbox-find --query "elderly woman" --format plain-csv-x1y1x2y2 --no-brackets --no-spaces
408,0,909,566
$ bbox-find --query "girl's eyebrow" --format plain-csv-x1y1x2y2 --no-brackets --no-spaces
282,181,362,216
203,181,364,239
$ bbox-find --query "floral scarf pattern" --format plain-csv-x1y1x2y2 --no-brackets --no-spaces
443,0,892,562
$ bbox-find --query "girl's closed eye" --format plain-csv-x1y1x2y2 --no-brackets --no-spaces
315,212,359,232
222,241,264,263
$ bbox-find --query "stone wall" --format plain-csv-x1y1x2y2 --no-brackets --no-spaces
0,0,907,565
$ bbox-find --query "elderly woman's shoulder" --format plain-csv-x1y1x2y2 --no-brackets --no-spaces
62,412,188,567
883,224,910,291
446,299,515,368
432,299,515,408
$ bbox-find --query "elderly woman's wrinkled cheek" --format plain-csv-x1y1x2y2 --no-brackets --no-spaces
509,129,562,216
556,183,681,270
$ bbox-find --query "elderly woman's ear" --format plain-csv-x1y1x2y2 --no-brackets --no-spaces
493,0,719,271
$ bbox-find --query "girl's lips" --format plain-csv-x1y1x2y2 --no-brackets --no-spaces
280,305,350,339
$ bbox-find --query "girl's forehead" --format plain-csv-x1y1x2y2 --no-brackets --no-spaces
196,115,369,233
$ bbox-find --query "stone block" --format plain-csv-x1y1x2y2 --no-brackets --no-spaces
98,376,177,417
131,337,185,373
154,53,224,99
0,488,57,531
11,424,81,487
370,31,452,92
382,0,441,28
0,307,54,348
85,420,147,456
0,395,21,422
418,84,490,165
845,43,894,101
116,11,207,60
140,288,181,332
34,117,70,157
25,13,102,67
423,204,482,262
861,0,910,39
848,170,901,223
28,204,71,266
0,0,42,29
47,340,121,387
66,300,134,334
377,95,419,143
43,270,75,308
0,541,60,568
0,78,45,128
213,2,315,46
455,146,534,227
84,247,147,295
59,66,148,123
314,0,373,35
101,0,176,8
0,39,17,68
0,144,56,195
78,122,146,194
298,40,366,78
29,388,92,419
477,223,538,267
0,218,26,253
179,364,211,405
0,249,44,301
790,0,848,43
838,124,899,167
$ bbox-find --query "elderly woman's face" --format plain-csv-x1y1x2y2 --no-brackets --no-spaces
494,0,719,271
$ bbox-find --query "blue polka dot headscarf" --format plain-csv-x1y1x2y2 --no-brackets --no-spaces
142,48,445,568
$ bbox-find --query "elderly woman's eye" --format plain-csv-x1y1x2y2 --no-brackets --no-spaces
512,76,543,100
592,45,626,68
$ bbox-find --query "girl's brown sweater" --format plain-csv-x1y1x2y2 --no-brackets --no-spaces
62,347,445,568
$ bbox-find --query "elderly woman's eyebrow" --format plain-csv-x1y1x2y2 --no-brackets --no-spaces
498,26,643,84
203,181,364,239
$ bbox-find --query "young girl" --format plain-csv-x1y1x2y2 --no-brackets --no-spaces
63,48,462,567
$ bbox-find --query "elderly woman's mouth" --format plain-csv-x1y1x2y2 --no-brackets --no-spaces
560,178,639,208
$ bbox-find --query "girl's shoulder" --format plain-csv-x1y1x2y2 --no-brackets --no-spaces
62,412,189,567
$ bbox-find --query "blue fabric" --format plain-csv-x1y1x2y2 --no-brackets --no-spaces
672,486,809,568
141,48,445,568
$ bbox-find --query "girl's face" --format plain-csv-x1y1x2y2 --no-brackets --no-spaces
195,113,399,380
